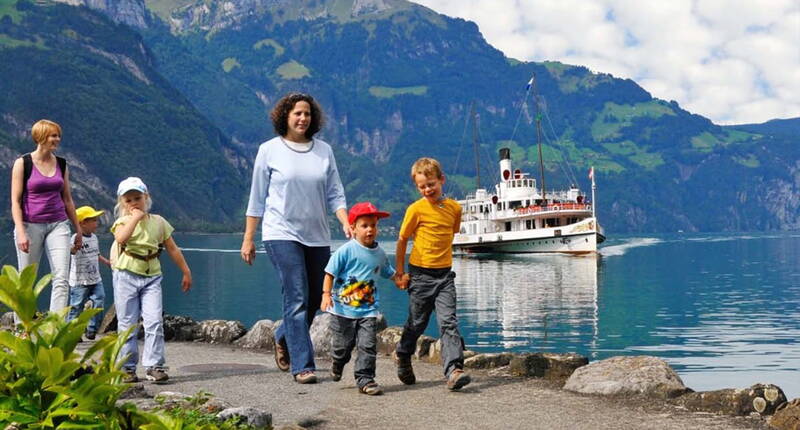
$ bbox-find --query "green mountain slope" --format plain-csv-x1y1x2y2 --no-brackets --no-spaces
135,0,799,232
3,0,798,233
0,0,249,230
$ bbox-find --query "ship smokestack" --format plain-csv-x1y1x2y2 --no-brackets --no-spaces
499,148,512,182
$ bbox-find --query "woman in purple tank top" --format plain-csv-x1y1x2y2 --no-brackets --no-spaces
10,119,81,319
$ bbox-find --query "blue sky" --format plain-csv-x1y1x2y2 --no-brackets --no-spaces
413,0,800,125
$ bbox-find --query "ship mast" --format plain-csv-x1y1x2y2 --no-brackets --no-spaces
471,102,481,189
530,75,547,201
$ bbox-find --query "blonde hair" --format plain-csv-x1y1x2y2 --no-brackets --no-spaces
410,157,444,181
114,192,152,218
31,119,62,146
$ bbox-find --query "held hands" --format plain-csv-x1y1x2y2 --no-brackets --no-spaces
393,272,410,290
320,292,333,312
70,233,83,255
241,240,256,265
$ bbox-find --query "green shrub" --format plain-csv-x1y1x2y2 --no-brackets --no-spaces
0,264,262,429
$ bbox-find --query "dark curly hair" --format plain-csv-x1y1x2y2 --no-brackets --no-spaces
270,92,325,139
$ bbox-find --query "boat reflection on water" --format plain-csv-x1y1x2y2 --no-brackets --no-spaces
454,253,601,356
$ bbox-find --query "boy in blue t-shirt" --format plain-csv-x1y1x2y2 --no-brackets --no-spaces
321,202,407,395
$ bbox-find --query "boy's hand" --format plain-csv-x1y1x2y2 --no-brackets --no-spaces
181,271,192,292
394,273,410,290
320,292,333,311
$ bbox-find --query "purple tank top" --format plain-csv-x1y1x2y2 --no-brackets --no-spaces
23,162,67,223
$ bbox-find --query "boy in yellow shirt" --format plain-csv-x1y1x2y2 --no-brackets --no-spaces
393,157,471,391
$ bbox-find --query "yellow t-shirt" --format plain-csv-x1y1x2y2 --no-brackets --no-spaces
111,214,174,276
399,198,462,269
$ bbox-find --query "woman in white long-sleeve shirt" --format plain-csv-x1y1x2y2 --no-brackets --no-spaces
241,93,351,384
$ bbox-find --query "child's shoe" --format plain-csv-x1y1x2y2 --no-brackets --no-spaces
359,381,383,396
122,368,138,383
393,351,415,385
145,367,169,384
446,368,471,391
84,331,96,340
330,363,343,382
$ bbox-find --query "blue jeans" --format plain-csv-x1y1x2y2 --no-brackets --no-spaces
264,240,330,375
67,281,105,333
113,270,165,370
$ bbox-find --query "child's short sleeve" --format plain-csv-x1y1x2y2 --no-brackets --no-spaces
110,215,130,234
398,204,420,240
156,215,175,242
379,251,396,279
324,246,347,278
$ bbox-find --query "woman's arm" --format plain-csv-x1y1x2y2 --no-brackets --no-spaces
61,165,82,251
164,236,192,292
241,215,261,265
10,158,29,252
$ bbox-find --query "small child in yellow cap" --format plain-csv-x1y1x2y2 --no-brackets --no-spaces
67,205,111,340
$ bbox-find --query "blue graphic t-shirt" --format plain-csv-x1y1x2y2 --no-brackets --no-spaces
324,239,396,319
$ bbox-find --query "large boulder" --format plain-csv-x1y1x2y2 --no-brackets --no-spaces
309,313,335,357
234,319,275,350
676,383,787,416
465,352,516,369
509,353,588,382
0,312,14,330
769,398,800,430
376,326,403,355
197,320,246,344
98,304,117,334
217,407,272,429
164,315,200,341
564,355,689,399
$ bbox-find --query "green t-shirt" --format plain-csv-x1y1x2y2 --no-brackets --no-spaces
111,214,173,276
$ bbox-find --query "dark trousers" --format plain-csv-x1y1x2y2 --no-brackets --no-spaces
330,315,377,388
396,266,464,377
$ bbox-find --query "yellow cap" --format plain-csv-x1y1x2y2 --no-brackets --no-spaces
76,206,105,223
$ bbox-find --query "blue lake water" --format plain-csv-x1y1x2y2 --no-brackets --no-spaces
3,231,799,397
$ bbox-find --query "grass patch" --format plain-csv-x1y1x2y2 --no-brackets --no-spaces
144,0,196,22
591,101,676,141
221,57,241,73
0,33,45,49
724,128,756,143
733,154,760,168
368,85,427,98
628,152,664,170
253,38,284,56
690,132,718,152
604,140,663,170
0,0,22,24
544,61,613,93
276,60,310,79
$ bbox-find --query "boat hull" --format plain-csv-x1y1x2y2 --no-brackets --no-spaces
453,228,603,255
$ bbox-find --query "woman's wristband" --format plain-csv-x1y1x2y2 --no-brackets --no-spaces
322,291,331,296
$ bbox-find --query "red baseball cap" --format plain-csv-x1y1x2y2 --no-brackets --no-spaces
348,202,390,225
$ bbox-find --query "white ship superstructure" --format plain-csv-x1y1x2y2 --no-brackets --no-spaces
453,148,604,254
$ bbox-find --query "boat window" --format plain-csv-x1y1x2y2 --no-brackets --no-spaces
505,222,511,232
526,220,532,229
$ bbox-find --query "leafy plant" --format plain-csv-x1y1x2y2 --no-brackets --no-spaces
0,264,264,429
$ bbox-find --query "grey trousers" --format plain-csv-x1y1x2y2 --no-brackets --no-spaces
14,220,72,324
330,314,377,388
396,267,464,377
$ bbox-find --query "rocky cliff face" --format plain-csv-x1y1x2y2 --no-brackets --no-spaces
168,0,408,33
54,0,148,28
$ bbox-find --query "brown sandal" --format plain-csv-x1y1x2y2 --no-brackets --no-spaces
359,381,383,395
294,370,318,384
274,338,290,372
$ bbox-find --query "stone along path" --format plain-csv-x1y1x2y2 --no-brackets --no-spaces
133,342,768,430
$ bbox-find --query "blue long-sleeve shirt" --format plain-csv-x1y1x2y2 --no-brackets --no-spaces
246,136,347,246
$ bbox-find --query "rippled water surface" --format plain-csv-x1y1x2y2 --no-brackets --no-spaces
4,231,799,397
